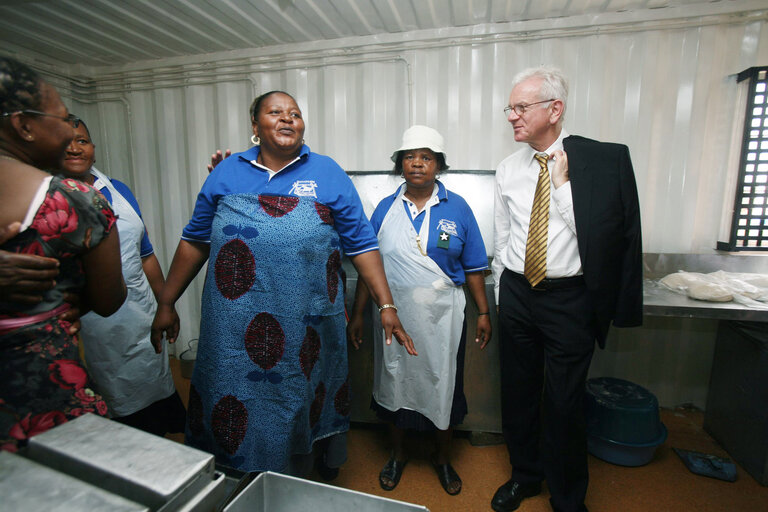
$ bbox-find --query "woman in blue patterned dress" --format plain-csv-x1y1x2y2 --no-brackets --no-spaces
151,91,412,475
0,57,126,451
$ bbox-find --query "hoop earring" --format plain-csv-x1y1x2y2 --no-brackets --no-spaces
251,135,260,145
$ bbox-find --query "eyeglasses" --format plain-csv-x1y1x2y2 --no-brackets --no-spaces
1,109,81,128
504,99,556,117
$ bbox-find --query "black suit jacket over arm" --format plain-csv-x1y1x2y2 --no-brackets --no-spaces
563,135,643,347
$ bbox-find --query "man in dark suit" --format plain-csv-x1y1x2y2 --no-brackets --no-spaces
491,66,642,512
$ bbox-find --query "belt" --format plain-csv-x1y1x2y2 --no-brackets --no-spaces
509,270,585,291
0,303,70,335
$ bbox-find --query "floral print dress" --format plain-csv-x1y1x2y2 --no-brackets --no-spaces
0,176,116,452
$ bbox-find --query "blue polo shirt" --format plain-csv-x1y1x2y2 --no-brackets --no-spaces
370,181,487,286
182,145,378,256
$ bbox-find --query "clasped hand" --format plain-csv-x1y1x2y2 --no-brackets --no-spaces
550,149,569,189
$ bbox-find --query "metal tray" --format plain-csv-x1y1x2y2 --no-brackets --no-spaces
24,414,223,511
0,451,149,511
224,471,430,512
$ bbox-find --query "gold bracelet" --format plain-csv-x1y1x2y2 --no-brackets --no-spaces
378,303,398,313
477,312,490,316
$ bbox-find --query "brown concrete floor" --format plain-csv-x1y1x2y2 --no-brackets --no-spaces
169,358,768,512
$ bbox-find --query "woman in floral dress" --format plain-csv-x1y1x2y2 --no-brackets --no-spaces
0,57,126,451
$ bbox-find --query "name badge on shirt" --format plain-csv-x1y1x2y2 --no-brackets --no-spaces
437,231,451,249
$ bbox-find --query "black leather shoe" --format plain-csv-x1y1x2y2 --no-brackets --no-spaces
491,479,542,512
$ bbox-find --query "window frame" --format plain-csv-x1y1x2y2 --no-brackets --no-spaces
718,66,768,252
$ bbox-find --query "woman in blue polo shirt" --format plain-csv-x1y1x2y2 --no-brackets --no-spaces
61,120,186,437
348,125,491,496
151,91,412,475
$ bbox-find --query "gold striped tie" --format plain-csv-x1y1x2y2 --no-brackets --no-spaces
524,153,550,287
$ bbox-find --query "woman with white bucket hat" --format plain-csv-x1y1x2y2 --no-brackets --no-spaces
348,125,491,496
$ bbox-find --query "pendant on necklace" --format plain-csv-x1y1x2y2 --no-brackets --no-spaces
415,235,428,256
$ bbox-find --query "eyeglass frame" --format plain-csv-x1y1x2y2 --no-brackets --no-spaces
504,99,556,117
1,109,81,128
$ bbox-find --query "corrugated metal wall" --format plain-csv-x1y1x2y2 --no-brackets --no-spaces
40,9,768,407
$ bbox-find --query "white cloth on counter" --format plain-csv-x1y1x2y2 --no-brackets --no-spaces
659,270,768,308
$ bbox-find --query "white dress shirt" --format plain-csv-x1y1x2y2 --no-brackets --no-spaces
492,129,582,300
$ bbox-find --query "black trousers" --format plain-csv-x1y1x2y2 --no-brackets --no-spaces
498,269,595,512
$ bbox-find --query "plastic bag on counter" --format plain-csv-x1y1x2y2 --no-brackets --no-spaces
658,270,768,308
708,271,768,301
659,272,732,301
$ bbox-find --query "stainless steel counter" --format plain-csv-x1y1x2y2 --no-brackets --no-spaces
642,252,768,322
643,279,768,322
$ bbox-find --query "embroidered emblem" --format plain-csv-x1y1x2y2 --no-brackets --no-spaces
290,180,318,197
437,219,458,236
437,231,451,249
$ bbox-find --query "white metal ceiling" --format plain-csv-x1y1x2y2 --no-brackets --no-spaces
0,0,732,67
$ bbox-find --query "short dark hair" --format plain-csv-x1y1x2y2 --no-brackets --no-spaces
0,56,43,115
250,90,296,122
392,150,449,175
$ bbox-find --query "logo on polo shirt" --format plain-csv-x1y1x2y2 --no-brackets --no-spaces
290,180,318,197
437,219,458,236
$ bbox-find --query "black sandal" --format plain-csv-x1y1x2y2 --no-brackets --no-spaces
379,458,407,491
432,460,462,495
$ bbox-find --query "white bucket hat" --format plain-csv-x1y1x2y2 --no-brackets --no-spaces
390,125,448,165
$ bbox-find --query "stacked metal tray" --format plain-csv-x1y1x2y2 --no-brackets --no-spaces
0,451,149,511
224,471,430,512
3,414,227,511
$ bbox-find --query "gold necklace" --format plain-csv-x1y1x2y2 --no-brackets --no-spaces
415,235,428,256
405,189,430,256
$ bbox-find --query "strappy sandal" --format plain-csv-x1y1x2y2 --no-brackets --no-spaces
379,458,407,491
432,459,462,495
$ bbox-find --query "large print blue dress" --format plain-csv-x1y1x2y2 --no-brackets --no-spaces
182,145,377,472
